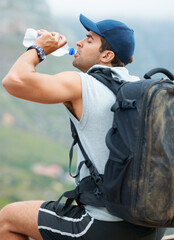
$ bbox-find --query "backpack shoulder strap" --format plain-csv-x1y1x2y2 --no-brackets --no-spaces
88,68,124,95
69,120,101,182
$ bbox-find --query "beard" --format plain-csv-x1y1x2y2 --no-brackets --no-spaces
72,58,88,73
72,56,98,73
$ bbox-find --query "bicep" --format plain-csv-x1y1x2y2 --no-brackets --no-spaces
4,71,82,104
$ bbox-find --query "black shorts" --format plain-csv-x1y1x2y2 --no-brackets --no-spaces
38,201,166,240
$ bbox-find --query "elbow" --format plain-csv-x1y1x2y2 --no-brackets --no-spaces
2,73,21,95
2,75,10,90
2,75,11,91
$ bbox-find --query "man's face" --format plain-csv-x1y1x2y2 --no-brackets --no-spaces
72,31,103,72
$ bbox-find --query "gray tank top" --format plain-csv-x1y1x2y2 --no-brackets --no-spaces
66,65,139,221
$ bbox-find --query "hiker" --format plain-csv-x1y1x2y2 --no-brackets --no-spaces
0,14,166,240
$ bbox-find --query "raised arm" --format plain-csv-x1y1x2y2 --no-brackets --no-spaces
2,30,82,105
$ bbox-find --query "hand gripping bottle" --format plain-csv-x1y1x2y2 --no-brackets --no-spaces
23,28,76,56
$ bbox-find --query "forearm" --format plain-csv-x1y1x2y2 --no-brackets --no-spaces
11,49,40,74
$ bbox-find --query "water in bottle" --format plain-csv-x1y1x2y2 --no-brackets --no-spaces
23,28,76,56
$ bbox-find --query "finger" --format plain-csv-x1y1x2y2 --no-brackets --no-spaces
51,32,61,42
58,34,67,47
37,29,48,36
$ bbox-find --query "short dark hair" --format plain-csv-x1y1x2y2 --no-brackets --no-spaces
99,36,133,67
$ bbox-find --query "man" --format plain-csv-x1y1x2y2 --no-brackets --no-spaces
0,14,165,240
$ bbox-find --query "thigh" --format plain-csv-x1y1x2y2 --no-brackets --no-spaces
38,201,93,240
38,201,166,240
0,200,44,240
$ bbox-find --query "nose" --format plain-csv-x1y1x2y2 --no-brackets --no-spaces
76,38,84,48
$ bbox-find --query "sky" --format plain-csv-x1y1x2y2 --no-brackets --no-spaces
46,0,174,21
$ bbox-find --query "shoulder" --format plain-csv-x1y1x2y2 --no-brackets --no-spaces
55,71,81,86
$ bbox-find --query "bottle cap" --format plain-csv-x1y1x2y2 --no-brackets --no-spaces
69,48,76,55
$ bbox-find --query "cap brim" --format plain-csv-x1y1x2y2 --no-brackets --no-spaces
80,14,101,35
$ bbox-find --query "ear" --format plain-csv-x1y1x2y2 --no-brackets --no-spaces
100,50,115,64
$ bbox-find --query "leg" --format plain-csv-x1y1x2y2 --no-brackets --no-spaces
0,200,44,240
38,201,166,240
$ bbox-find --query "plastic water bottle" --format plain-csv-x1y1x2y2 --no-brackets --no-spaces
23,28,76,56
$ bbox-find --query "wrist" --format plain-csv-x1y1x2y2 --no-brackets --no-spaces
27,45,46,62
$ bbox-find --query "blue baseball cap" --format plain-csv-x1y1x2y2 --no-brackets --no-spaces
79,14,135,65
